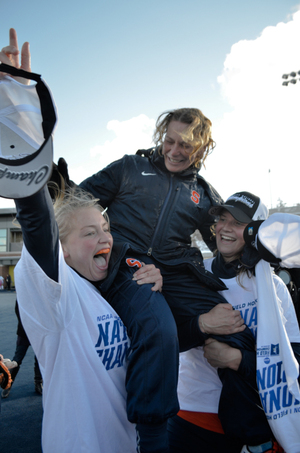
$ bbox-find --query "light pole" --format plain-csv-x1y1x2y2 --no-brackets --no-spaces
282,71,300,86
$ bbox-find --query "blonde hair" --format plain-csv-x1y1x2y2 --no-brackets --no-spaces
153,108,216,168
53,187,109,244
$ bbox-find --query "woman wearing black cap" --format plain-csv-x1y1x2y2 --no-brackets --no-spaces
168,192,300,453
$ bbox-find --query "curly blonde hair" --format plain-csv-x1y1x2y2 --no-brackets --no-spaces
153,108,216,169
53,186,109,244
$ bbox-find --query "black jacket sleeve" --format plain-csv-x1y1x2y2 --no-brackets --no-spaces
237,349,257,381
15,186,59,282
177,316,208,352
198,210,217,253
79,158,124,208
196,176,223,253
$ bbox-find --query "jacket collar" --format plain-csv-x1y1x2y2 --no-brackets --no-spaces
212,252,239,279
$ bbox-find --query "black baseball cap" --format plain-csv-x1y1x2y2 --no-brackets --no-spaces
209,191,268,223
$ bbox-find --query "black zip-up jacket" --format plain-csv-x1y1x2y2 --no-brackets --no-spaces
80,147,226,291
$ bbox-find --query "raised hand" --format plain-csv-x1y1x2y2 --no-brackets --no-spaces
0,28,31,84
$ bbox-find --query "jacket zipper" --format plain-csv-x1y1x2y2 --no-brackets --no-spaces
147,175,174,256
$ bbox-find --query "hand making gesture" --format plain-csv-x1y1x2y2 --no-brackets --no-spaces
0,28,31,83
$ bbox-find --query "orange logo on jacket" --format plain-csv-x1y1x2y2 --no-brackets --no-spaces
191,190,200,204
126,258,143,269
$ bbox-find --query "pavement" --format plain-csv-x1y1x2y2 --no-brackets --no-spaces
0,291,43,452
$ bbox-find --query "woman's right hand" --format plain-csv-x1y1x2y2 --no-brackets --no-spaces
132,263,163,292
198,303,246,335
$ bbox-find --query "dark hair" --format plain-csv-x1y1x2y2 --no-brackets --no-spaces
210,216,255,284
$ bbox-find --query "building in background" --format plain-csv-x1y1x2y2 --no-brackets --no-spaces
0,207,22,289
269,204,300,216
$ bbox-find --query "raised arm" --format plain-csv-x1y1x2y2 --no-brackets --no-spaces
15,186,59,282
0,29,58,279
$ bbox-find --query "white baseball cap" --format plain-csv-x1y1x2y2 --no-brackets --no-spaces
244,213,300,268
0,63,57,198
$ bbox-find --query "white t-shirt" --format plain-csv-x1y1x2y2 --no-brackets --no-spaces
177,258,300,414
15,244,136,453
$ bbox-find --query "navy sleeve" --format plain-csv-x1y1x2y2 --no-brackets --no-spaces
198,211,217,252
197,179,223,252
237,349,257,381
79,158,124,208
177,316,208,352
15,186,59,282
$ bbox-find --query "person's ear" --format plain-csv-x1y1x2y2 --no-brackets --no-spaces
62,245,70,259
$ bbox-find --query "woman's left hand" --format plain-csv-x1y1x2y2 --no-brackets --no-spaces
132,264,163,292
0,28,31,84
203,338,242,371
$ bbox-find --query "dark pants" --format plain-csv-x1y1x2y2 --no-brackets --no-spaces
104,260,179,452
10,335,42,383
103,261,179,425
218,368,273,444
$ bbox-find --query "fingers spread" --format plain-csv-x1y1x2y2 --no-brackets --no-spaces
0,29,31,85
9,28,18,49
21,42,31,73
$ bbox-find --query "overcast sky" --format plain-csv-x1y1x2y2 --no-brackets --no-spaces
1,0,299,210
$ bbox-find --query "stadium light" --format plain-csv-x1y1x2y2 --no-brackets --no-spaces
282,71,300,86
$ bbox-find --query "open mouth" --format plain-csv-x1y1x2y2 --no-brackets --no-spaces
221,235,235,242
93,248,110,267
